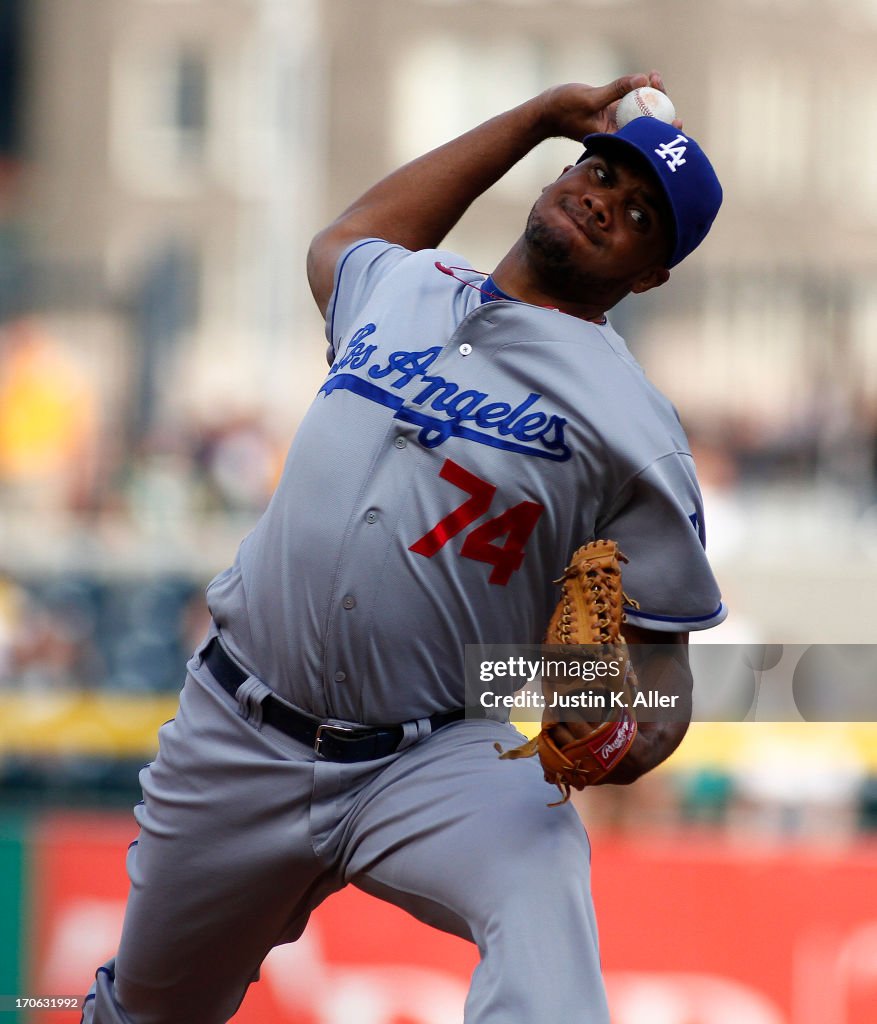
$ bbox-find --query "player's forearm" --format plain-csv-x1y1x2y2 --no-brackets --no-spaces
314,96,550,252
312,73,663,258
307,75,654,315
307,96,552,316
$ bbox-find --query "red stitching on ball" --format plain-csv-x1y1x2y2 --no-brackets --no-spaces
635,91,652,117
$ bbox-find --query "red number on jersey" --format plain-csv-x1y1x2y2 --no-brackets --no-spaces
408,459,495,557
409,458,544,585
459,500,544,586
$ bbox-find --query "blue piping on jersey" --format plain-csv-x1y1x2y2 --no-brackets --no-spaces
624,602,725,624
329,238,386,346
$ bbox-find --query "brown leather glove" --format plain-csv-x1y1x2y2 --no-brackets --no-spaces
496,540,639,804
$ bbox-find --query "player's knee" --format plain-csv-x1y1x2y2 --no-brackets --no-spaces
479,822,592,923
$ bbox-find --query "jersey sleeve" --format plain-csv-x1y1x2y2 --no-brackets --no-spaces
324,238,411,365
596,452,727,632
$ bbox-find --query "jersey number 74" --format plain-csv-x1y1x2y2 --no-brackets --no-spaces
409,458,544,586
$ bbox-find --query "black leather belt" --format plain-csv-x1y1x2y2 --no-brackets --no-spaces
203,637,468,763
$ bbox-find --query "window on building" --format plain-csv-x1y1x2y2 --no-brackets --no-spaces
713,58,808,205
171,51,208,161
646,271,811,427
836,70,877,223
111,44,210,194
391,32,623,203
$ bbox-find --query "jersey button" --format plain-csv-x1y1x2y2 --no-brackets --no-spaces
334,670,347,682
394,437,407,449
366,510,378,524
459,343,472,356
342,595,356,610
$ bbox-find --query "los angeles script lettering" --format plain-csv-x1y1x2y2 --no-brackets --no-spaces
322,324,571,462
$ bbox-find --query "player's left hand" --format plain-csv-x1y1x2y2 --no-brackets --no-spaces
536,71,682,141
495,540,640,805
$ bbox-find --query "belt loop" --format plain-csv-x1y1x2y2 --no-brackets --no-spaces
396,717,433,753
235,677,274,729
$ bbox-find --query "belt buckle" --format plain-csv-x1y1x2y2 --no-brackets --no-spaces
314,721,359,758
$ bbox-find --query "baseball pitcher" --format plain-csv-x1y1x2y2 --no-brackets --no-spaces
83,72,725,1024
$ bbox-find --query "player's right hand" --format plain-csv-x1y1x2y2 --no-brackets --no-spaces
535,72,681,141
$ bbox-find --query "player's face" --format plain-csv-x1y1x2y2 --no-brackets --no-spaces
523,152,673,308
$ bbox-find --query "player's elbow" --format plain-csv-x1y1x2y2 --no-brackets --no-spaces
308,218,376,317
306,227,337,318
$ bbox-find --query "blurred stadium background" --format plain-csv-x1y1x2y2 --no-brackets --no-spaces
0,0,876,1021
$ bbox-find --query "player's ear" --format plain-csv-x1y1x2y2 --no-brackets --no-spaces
631,266,670,295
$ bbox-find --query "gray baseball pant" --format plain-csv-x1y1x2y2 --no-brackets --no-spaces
82,651,610,1024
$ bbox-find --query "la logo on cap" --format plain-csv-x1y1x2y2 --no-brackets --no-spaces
654,134,689,172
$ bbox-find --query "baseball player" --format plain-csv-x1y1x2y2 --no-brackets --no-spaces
83,72,725,1024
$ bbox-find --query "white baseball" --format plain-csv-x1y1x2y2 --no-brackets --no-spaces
614,87,676,129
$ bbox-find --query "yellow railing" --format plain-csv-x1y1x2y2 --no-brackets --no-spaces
2,694,877,771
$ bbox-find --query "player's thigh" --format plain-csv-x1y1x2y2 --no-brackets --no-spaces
345,718,593,941
110,674,339,1024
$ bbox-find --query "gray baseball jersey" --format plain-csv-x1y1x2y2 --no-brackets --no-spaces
206,238,725,725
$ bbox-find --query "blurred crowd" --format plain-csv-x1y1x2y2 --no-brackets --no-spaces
0,317,287,521
0,571,207,694
580,753,877,841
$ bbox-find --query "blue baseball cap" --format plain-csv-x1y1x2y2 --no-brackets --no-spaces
578,117,723,268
